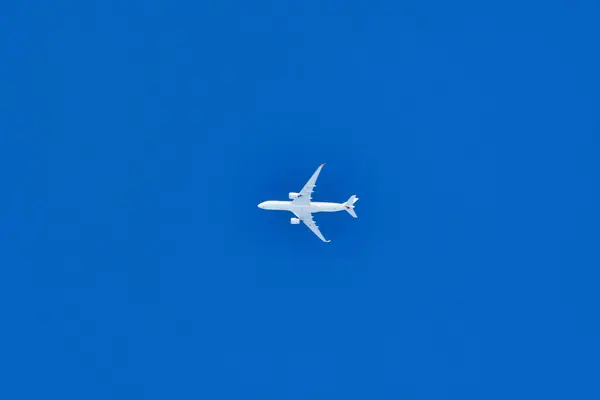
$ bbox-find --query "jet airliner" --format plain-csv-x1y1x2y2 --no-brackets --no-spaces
258,164,358,242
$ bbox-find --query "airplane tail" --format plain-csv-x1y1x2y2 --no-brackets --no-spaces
344,195,359,218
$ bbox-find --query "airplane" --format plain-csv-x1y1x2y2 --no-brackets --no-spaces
258,164,358,242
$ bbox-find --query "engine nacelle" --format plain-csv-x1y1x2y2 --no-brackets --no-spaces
289,192,300,200
290,218,300,225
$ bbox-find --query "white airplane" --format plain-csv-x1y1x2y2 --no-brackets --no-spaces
258,164,358,242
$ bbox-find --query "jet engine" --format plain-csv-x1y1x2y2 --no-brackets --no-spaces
290,218,300,225
288,192,300,199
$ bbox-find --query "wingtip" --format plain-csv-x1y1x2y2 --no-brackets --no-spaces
320,163,325,167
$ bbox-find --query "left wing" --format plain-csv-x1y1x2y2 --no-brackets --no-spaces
292,164,325,206
295,212,330,243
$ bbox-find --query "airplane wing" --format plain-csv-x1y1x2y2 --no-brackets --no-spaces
292,164,325,206
296,212,330,243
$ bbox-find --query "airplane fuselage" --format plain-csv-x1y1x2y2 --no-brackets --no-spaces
258,200,347,214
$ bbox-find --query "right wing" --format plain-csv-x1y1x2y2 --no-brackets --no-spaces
292,164,325,206
296,212,330,243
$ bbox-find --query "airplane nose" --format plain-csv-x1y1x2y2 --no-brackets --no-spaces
258,202,264,209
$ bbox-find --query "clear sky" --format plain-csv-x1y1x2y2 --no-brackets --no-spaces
1,0,599,399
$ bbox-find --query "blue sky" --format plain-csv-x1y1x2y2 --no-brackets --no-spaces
1,0,599,399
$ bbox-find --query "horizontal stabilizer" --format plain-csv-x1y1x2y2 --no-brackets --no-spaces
346,207,357,218
344,195,358,218
345,195,358,205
